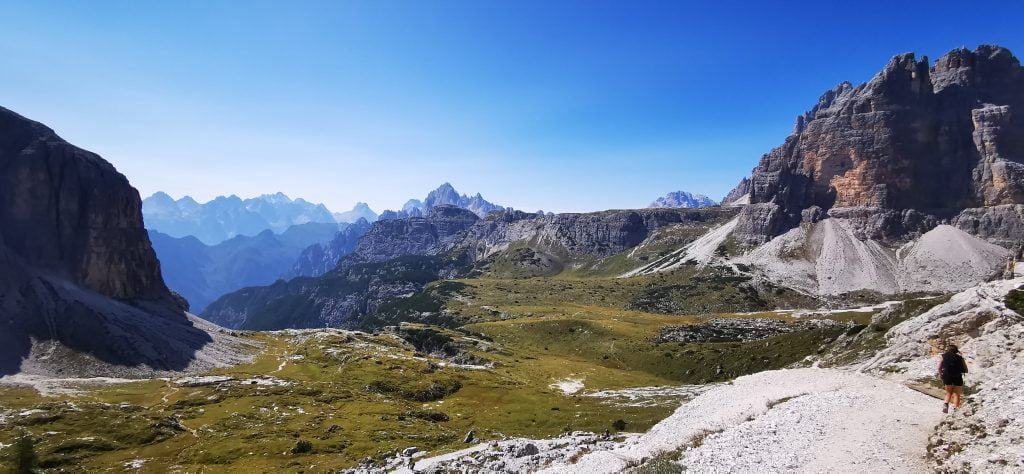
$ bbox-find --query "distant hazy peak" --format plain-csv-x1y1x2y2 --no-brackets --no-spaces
402,199,424,212
334,202,379,224
147,190,174,201
259,191,292,203
648,191,717,209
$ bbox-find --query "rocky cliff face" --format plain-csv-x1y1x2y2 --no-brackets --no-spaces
0,106,174,304
952,204,1024,247
352,205,480,263
446,208,734,260
722,177,751,205
733,45,1024,245
0,106,243,377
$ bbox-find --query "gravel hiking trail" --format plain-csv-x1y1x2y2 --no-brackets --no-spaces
546,368,943,473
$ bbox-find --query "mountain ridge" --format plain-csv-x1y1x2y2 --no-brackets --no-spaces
143,191,338,245
200,206,741,330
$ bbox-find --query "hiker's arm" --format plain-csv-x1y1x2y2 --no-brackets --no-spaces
962,359,969,374
937,357,943,375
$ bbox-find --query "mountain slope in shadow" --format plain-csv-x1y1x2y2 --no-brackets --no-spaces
0,105,250,378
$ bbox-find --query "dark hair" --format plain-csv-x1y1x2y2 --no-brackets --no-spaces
946,344,960,354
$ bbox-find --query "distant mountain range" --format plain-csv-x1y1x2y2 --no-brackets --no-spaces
149,222,342,312
648,191,717,209
381,183,505,219
143,192,338,245
142,184,499,244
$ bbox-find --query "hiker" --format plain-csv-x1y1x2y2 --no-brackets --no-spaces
938,344,968,413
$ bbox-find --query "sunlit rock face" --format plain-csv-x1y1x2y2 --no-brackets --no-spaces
733,45,1024,245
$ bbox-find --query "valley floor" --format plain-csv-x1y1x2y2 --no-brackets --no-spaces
3,271,1020,472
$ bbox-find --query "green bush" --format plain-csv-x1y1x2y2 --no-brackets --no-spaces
7,431,38,474
1005,289,1024,314
291,440,313,454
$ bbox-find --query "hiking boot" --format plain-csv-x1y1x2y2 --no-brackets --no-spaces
942,404,948,414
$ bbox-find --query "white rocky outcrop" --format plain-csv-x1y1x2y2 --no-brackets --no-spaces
860,277,1024,471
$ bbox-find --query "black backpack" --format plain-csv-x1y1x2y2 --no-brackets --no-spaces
941,352,966,376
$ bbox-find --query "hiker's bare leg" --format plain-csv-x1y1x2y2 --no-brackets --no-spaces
952,386,963,408
944,385,954,404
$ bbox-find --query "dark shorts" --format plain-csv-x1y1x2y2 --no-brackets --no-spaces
942,374,964,387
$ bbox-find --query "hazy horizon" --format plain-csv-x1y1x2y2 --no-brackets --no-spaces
3,1,1023,213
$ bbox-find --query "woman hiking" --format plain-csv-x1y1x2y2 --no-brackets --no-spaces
938,344,968,414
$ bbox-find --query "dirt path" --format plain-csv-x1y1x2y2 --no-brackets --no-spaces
548,368,942,473
401,368,943,473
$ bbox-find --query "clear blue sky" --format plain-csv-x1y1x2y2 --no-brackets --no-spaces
2,1,1022,213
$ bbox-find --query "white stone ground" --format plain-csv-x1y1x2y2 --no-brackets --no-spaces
544,368,941,473
861,277,1024,472
401,368,941,474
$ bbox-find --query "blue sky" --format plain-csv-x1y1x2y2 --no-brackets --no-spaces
2,1,1023,213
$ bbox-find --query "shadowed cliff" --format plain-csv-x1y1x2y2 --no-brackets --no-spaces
0,105,219,377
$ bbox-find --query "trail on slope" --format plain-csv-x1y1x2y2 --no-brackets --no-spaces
548,368,941,473
403,368,941,473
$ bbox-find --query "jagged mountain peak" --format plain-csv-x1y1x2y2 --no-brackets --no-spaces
147,191,175,202
381,183,504,219
648,191,717,209
733,44,1024,245
259,192,293,203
